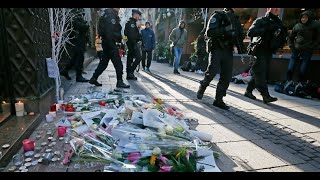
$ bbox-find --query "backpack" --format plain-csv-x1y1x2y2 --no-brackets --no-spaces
181,61,192,71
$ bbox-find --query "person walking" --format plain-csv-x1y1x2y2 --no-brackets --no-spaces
169,20,188,74
141,21,155,73
89,8,130,88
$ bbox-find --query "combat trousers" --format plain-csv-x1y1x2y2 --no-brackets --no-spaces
201,48,233,99
64,46,85,78
92,41,123,81
246,48,273,96
141,50,153,69
127,43,142,73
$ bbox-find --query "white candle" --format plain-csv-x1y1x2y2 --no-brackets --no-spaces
1,101,10,113
55,104,60,111
15,101,24,117
46,114,54,122
49,111,56,118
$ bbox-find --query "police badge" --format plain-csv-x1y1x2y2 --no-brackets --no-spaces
131,24,135,28
111,19,116,24
211,17,216,23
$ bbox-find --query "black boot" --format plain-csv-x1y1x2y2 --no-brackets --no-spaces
89,77,102,86
76,75,89,82
262,95,278,104
60,70,71,80
116,81,130,88
213,98,229,110
127,72,137,80
174,69,180,74
197,81,207,99
244,91,256,100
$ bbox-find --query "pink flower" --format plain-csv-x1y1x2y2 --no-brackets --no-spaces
159,155,169,164
159,165,173,172
186,150,190,161
127,152,141,163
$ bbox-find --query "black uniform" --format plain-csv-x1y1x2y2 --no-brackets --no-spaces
195,30,208,72
89,8,129,88
60,13,89,82
124,17,142,79
245,11,287,103
197,9,245,110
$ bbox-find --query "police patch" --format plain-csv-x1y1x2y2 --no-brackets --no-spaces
111,19,116,24
131,24,135,28
210,17,216,23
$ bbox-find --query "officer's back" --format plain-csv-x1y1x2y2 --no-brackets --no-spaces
98,9,122,44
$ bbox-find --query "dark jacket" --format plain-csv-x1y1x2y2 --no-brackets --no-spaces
288,11,319,52
124,17,141,45
141,28,155,51
98,9,122,45
248,12,287,52
71,16,89,51
206,10,243,50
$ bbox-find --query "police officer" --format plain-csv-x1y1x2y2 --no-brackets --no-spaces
89,8,130,88
60,9,89,82
197,8,245,110
244,8,287,103
124,9,142,80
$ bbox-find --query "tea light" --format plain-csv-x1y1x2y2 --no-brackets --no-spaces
25,158,32,162
47,137,53,141
15,101,24,117
34,154,41,158
19,166,26,170
21,169,28,172
45,149,52,153
59,137,64,141
48,111,56,118
41,142,47,147
8,166,16,172
31,160,38,166
24,151,34,157
45,114,53,122
51,138,56,142
38,158,43,163
36,135,41,140
29,112,35,116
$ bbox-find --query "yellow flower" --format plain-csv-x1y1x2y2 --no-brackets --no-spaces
150,155,156,165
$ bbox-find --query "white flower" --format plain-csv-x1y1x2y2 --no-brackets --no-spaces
165,125,174,134
119,117,125,123
152,147,161,155
139,144,148,150
112,150,123,159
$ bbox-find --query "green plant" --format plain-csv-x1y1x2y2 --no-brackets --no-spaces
164,43,174,65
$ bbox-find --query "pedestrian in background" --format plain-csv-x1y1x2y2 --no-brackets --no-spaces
124,9,143,80
169,20,188,74
95,34,103,61
141,21,155,73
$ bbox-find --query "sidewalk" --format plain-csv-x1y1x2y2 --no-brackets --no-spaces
62,58,320,171
5,58,319,172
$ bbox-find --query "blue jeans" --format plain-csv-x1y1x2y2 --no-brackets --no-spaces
173,47,183,71
287,50,312,82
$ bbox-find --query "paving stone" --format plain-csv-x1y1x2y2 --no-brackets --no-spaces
303,146,317,153
308,160,320,169
300,151,317,158
217,141,287,170
291,145,304,151
313,157,320,163
271,164,320,172
283,146,298,154
296,153,311,161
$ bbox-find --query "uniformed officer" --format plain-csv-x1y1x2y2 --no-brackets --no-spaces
197,8,245,110
60,9,89,82
89,8,130,88
244,8,287,103
124,9,142,80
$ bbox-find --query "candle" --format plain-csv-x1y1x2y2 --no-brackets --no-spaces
1,101,10,113
22,139,35,152
50,104,56,112
55,104,60,111
99,101,106,106
15,101,24,117
46,114,54,122
57,126,67,137
49,111,56,118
